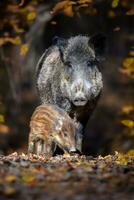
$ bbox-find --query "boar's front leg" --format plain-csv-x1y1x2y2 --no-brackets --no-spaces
75,123,83,153
76,132,83,152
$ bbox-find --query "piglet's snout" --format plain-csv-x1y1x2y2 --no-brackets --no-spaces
68,147,77,154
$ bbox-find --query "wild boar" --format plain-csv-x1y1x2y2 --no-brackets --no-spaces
28,104,81,156
36,34,106,151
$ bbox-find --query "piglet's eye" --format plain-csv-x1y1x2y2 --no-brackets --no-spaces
64,132,68,137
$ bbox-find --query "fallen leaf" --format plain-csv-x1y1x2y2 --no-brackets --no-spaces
51,21,57,25
0,124,10,134
126,8,134,16
111,0,119,8
115,151,134,165
108,10,116,18
129,51,134,56
121,105,134,114
20,44,29,56
27,11,36,21
78,0,92,3
113,27,120,32
4,187,17,196
18,0,25,7
5,175,16,183
22,175,37,184
123,57,134,69
0,114,4,123
0,36,21,46
53,1,69,13
121,119,134,128
64,5,74,17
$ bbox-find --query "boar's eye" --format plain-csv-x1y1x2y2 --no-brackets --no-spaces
65,61,72,69
87,59,97,67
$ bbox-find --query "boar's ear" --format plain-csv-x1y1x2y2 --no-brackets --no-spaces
89,33,106,59
52,36,67,55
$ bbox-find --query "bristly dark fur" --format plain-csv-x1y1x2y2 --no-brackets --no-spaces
36,34,105,127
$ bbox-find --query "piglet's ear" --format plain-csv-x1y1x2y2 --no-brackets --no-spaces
89,33,106,57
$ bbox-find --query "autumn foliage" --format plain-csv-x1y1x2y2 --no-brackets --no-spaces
0,1,133,199
0,0,134,155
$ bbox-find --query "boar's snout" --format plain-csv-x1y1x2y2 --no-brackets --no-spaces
73,97,87,106
71,79,92,106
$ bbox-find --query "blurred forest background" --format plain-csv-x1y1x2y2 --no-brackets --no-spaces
0,0,133,156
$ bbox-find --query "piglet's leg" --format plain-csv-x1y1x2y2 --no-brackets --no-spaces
28,131,43,155
35,140,44,156
42,141,56,157
28,131,36,154
28,141,35,154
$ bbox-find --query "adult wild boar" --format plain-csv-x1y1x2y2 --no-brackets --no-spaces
36,34,106,128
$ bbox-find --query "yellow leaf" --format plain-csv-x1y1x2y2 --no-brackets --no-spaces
128,129,134,136
121,120,134,128
111,0,119,8
122,105,134,114
12,36,21,45
115,151,131,165
108,10,116,18
10,19,24,33
120,0,127,8
127,149,134,156
0,114,4,123
129,51,134,57
78,0,92,4
0,124,10,134
123,57,134,69
5,175,16,183
20,44,29,56
0,38,5,45
121,56,134,78
64,5,74,17
27,11,36,21
53,1,69,12
0,36,21,46
4,187,16,196
22,175,36,183
13,24,24,33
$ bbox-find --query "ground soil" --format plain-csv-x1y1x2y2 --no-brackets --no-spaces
0,152,133,200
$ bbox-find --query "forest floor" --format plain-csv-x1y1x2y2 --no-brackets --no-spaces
0,152,133,200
